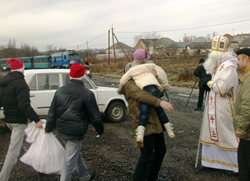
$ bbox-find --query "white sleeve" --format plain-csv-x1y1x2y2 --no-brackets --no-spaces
154,65,170,91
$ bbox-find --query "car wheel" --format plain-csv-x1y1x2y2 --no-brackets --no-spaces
106,102,125,123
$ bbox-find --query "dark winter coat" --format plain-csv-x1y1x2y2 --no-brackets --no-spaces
193,64,211,91
84,65,92,79
0,71,40,124
45,79,104,140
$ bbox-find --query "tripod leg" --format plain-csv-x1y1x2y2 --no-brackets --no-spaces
185,78,198,108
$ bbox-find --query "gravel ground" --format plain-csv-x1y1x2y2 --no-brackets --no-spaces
0,76,238,181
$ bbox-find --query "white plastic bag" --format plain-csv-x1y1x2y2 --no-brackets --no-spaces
24,121,40,143
20,120,65,175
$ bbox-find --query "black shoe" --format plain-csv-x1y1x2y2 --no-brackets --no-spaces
90,171,96,180
194,108,202,111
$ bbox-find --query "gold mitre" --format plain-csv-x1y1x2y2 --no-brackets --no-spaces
211,35,228,52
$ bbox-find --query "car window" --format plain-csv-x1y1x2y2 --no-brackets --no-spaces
62,74,70,85
29,76,37,90
29,74,59,90
83,79,91,89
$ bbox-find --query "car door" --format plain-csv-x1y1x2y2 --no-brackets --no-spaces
29,73,60,116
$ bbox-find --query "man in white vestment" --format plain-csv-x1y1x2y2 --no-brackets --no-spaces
200,35,239,173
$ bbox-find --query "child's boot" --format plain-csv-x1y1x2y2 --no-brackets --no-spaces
164,122,175,138
136,126,145,148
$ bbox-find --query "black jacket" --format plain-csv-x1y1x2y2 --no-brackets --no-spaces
193,64,211,91
45,79,104,140
0,71,40,124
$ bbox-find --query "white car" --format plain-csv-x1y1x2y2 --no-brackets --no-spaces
0,69,127,123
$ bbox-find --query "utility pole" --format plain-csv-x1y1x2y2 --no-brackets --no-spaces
86,41,90,58
111,25,116,64
108,29,110,65
113,33,130,62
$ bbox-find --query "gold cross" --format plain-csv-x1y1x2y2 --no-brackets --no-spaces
210,116,215,123
220,64,225,71
210,96,213,103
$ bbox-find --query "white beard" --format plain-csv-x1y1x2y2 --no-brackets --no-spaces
203,50,236,75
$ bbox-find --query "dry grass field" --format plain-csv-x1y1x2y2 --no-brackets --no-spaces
90,58,200,89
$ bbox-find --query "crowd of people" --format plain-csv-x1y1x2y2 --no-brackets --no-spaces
0,35,250,181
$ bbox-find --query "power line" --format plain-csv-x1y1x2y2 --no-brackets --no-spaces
88,32,107,43
115,0,249,30
116,19,250,34
77,32,107,48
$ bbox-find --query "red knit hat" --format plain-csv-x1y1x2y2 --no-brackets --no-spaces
69,63,88,79
3,58,24,72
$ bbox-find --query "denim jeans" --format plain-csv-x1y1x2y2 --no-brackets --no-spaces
60,139,90,181
133,132,166,181
139,85,169,126
0,123,26,181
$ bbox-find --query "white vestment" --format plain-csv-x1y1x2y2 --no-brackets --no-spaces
200,58,239,173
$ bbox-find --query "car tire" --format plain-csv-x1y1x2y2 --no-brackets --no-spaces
106,101,125,123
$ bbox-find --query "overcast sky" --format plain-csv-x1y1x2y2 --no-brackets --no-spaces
0,0,249,52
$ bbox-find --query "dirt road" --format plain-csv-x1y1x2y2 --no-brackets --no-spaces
0,77,238,181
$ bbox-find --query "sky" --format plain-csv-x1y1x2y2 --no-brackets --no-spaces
0,0,250,52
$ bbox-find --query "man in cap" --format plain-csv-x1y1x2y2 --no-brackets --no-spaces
233,48,250,180
0,58,43,181
84,61,92,79
45,63,103,181
66,60,76,69
193,58,211,111
199,35,239,173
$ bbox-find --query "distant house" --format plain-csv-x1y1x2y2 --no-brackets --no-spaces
233,33,250,44
192,37,211,43
105,42,133,54
157,37,175,47
159,42,190,56
135,39,158,54
154,37,180,57
239,37,250,48
224,34,239,49
96,42,133,61
186,37,211,55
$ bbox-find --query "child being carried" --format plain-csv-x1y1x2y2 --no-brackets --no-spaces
119,49,175,148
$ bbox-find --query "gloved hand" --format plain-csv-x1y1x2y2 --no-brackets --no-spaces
207,81,215,89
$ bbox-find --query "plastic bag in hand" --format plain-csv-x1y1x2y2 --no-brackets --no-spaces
20,121,65,175
25,119,47,143
24,121,40,143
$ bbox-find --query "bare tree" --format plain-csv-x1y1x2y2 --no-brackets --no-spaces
12,39,16,49
46,45,55,54
30,46,39,56
133,31,162,46
8,38,12,48
20,43,31,57
58,47,67,52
